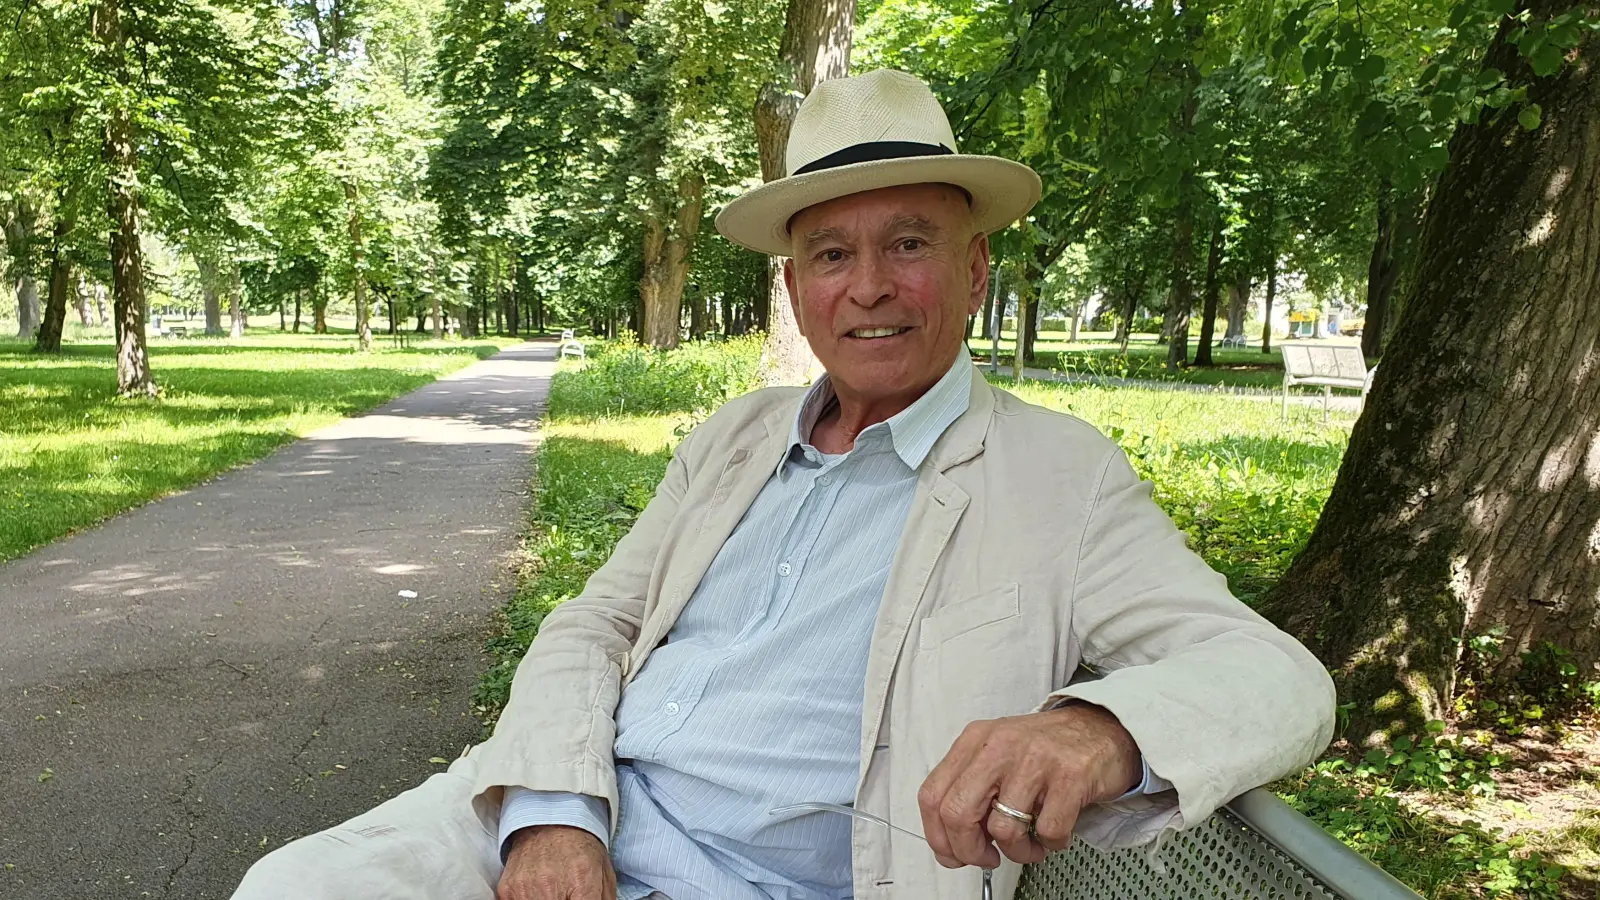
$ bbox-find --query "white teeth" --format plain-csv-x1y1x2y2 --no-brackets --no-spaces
851,327,904,339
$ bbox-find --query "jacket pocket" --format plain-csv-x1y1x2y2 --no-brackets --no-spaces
918,583,1020,651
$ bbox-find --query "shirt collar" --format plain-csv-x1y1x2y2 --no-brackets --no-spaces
781,355,972,475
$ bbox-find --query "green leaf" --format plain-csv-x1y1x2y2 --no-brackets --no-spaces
1529,43,1565,76
1354,55,1386,82
428,756,450,764
1488,0,1515,15
1518,103,1543,131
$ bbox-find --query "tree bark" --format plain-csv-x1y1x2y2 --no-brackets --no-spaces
1164,4,1203,371
345,178,371,350
293,288,303,333
74,272,93,326
35,215,74,353
313,284,328,333
196,253,225,336
639,173,706,350
1263,0,1600,741
1069,297,1083,343
4,201,41,340
1012,277,1030,381
97,0,154,396
1361,180,1404,358
1225,271,1251,341
754,0,856,385
1260,251,1277,355
1193,216,1225,366
228,260,244,337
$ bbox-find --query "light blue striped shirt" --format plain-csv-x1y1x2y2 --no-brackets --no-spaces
499,358,1162,898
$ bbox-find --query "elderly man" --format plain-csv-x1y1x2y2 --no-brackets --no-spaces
233,69,1333,900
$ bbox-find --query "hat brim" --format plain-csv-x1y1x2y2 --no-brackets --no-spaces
715,155,1043,257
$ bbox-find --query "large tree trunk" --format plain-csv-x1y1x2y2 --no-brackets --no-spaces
1262,1,1599,742
1192,217,1225,366
4,202,41,340
1164,8,1202,371
1069,297,1083,343
293,288,303,333
196,254,225,335
345,179,371,351
228,260,244,338
90,276,107,326
1260,252,1277,355
97,0,154,396
639,173,705,349
1361,180,1404,358
74,272,94,326
313,284,328,334
1225,271,1251,342
754,0,856,385
35,216,74,353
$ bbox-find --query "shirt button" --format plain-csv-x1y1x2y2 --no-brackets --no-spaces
664,701,681,717
818,474,832,486
778,562,792,577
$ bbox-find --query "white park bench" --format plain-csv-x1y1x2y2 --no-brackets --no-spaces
558,328,586,359
1019,786,1422,899
1280,343,1376,421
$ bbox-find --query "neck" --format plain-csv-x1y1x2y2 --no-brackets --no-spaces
811,350,958,453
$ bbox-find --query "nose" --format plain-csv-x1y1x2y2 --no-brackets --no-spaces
847,251,894,309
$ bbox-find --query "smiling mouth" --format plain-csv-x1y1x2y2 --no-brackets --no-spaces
848,327,912,339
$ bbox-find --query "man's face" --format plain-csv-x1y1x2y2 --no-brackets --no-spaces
784,183,989,405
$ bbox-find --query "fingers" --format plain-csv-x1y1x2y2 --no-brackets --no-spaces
1030,780,1082,856
919,721,988,868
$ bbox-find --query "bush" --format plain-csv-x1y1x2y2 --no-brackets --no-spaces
547,333,764,419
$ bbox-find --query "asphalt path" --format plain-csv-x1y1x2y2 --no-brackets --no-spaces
0,341,554,899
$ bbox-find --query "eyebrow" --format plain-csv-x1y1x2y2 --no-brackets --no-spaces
802,215,943,250
802,226,852,249
886,214,940,236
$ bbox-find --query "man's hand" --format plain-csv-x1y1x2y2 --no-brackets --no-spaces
917,703,1142,869
497,825,616,900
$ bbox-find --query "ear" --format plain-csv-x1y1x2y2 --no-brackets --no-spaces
783,259,807,335
966,233,991,316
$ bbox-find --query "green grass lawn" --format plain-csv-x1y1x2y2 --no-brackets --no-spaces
0,331,520,561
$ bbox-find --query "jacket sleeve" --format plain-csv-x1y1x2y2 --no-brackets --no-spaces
467,425,700,835
1044,446,1335,850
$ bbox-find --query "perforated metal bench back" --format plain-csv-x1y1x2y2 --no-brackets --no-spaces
1016,808,1338,900
1015,790,1421,900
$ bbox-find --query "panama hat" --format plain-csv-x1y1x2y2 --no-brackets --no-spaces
716,69,1043,257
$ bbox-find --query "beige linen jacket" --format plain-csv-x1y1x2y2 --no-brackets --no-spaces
470,367,1335,900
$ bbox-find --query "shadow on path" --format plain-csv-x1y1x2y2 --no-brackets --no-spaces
0,343,556,899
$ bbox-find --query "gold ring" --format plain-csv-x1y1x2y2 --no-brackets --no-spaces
990,799,1035,825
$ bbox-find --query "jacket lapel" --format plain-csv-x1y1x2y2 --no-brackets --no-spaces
855,370,995,789
629,402,793,677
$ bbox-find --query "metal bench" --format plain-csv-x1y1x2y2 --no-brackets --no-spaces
1018,787,1422,900
1280,343,1375,421
1219,333,1249,349
558,328,586,359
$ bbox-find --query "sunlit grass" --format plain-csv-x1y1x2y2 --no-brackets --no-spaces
0,332,521,561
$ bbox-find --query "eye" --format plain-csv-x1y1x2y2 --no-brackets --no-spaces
821,249,845,263
899,238,923,252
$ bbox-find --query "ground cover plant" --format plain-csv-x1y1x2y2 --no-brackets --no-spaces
482,339,1599,899
0,332,515,561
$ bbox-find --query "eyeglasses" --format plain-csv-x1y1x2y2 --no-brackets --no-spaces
767,801,993,900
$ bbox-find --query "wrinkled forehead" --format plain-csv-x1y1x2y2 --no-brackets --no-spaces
787,182,974,243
